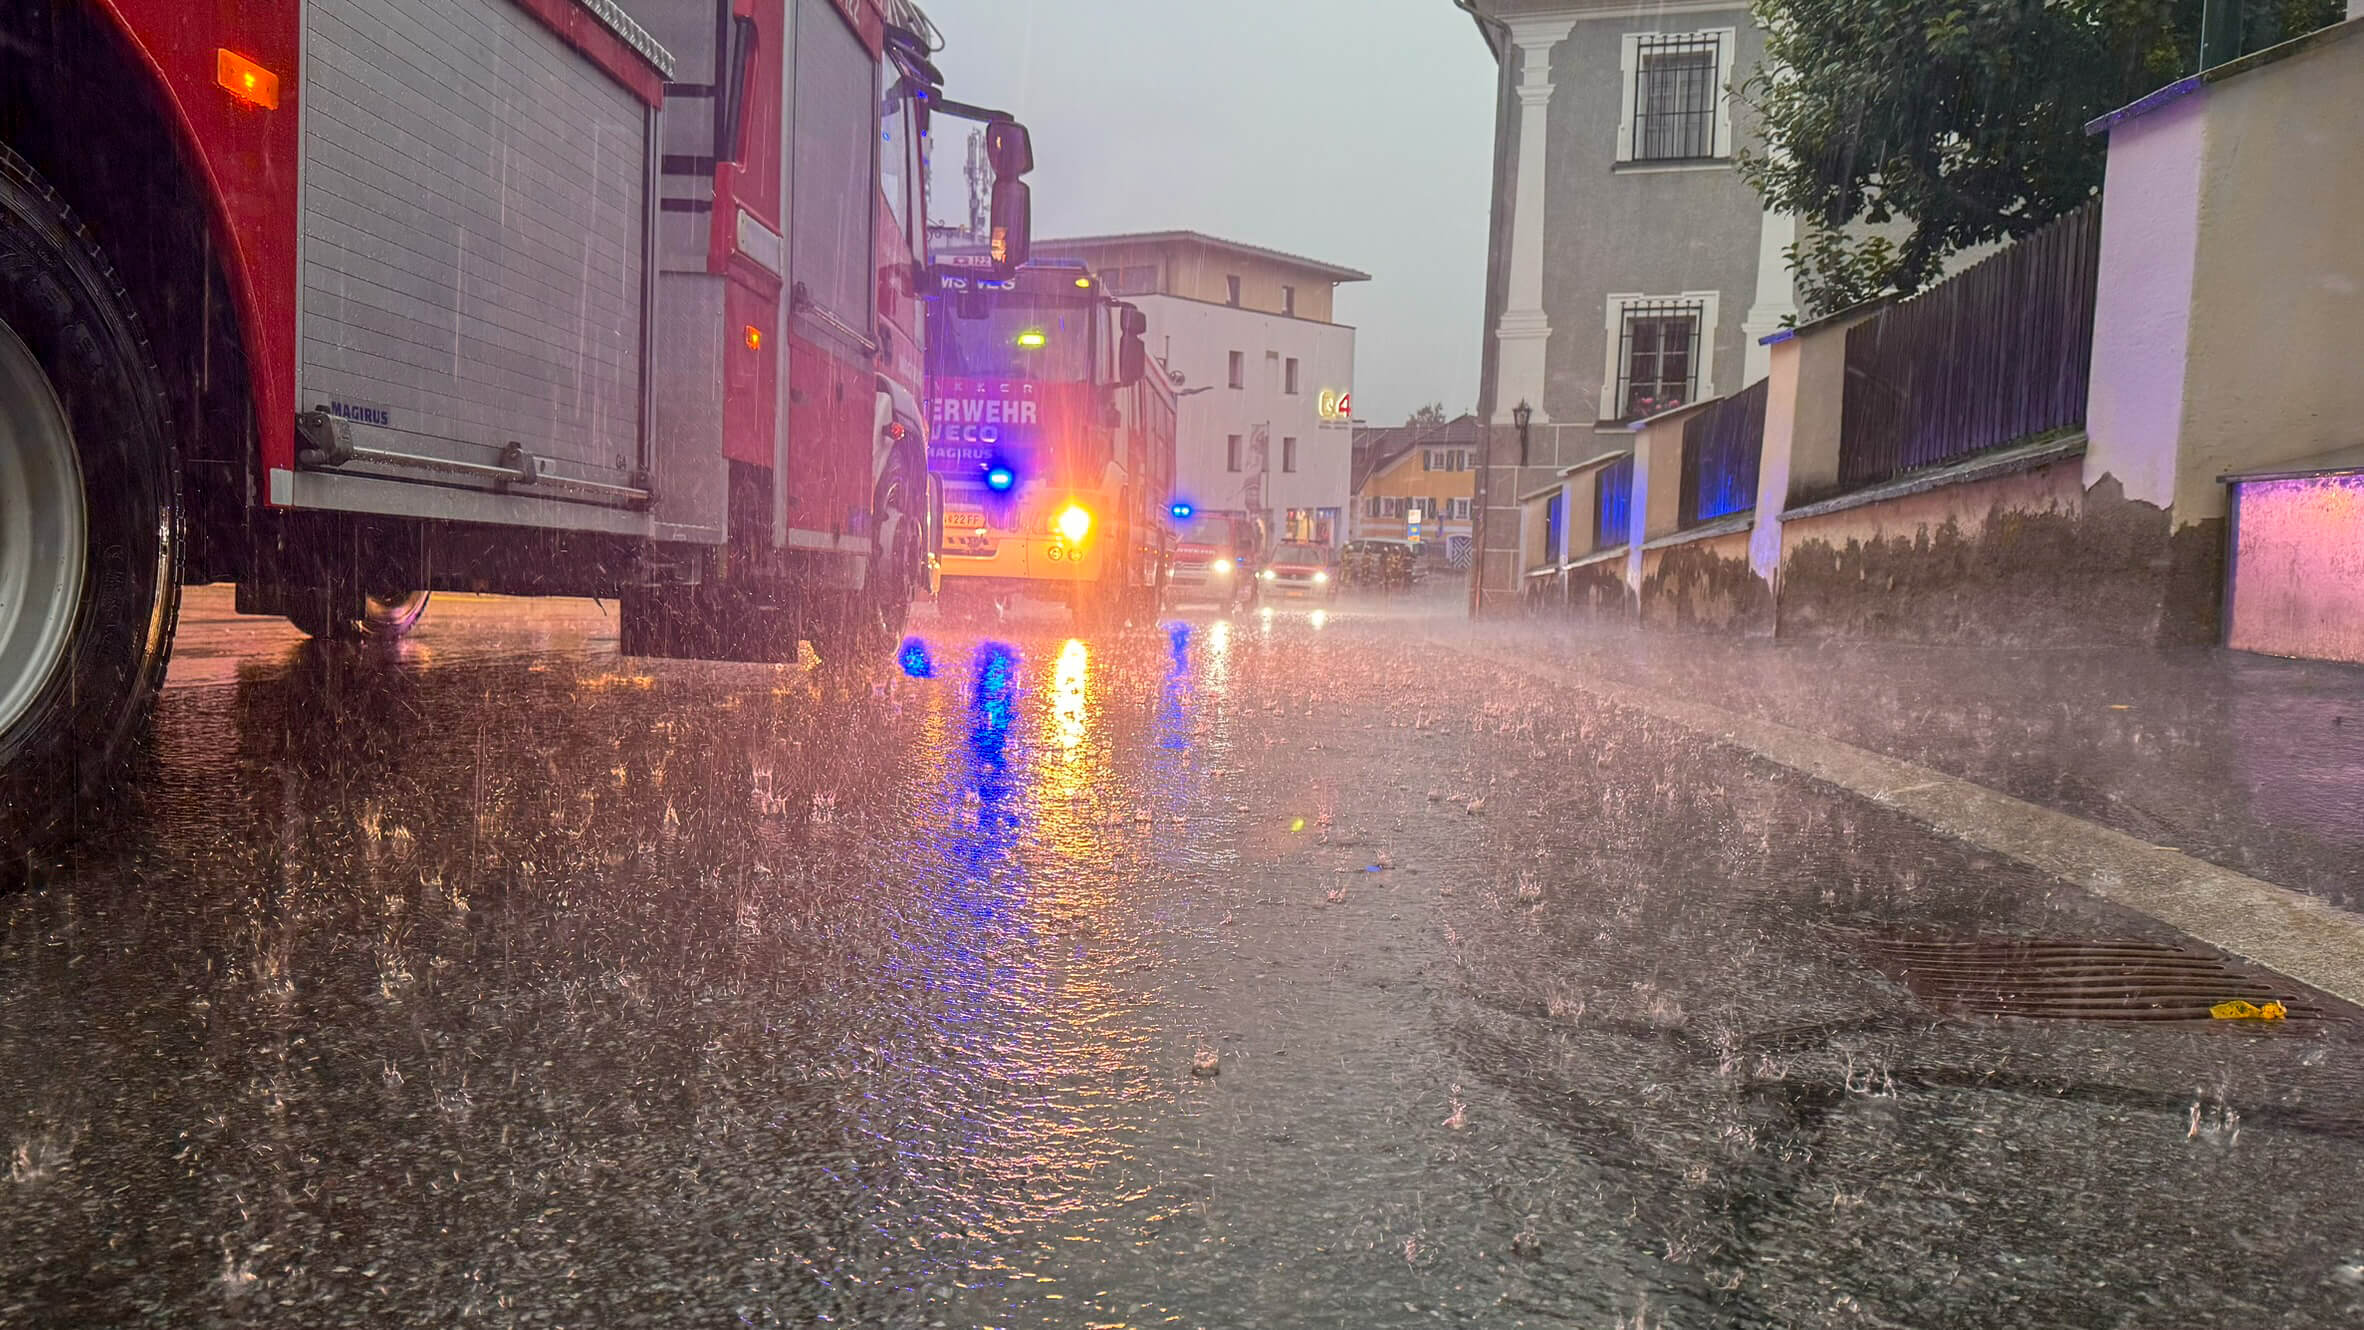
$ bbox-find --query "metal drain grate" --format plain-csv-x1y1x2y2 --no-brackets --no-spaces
1862,937,2330,1023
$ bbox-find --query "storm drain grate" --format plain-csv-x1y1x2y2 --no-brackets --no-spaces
1861,937,2332,1023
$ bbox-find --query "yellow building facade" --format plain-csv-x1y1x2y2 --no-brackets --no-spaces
1351,415,1480,559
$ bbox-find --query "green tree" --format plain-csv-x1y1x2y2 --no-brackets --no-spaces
1740,0,2341,315
1404,402,1448,430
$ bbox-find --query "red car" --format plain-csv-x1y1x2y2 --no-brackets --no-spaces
1257,543,1339,599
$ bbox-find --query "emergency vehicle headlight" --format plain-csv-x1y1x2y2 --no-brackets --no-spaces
1055,504,1093,545
1210,558,1234,575
1015,330,1047,349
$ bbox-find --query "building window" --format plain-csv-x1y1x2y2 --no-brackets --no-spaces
1226,434,1243,472
1617,29,1736,164
1285,358,1300,395
1281,437,1298,473
1542,493,1565,564
1421,449,1435,472
1450,498,1471,520
1225,274,1242,307
1603,292,1718,422
1228,351,1244,389
1282,284,1297,317
1366,496,1382,517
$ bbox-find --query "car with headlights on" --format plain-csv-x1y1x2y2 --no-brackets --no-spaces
1257,542,1339,600
1169,540,1255,609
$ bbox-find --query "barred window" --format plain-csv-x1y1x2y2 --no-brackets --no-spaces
1615,299,1703,421
1633,34,1720,161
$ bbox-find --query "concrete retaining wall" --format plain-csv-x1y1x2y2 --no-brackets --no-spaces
1778,461,2220,646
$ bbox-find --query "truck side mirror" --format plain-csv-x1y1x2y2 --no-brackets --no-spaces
1111,303,1148,385
989,179,1031,273
987,120,1034,177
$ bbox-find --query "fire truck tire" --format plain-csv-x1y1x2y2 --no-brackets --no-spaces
361,591,432,639
618,587,691,659
1126,581,1163,627
814,458,922,663
287,590,431,641
0,145,182,854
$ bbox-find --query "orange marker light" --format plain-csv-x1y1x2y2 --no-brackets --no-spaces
744,325,762,351
217,50,280,110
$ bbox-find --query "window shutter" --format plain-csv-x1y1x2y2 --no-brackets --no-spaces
1714,29,1737,158
1615,34,1639,162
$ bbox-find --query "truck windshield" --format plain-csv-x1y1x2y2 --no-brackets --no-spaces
928,299,1092,382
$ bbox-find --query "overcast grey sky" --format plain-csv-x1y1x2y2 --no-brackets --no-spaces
917,0,1499,426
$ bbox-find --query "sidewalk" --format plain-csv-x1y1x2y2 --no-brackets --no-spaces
1457,619,2364,913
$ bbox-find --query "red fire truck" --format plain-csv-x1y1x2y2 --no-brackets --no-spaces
0,0,1032,841
926,261,1175,629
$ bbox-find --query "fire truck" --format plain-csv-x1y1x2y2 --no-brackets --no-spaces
926,261,1175,628
0,0,1033,842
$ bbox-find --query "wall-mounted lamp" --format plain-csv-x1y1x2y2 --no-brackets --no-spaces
1511,399,1533,465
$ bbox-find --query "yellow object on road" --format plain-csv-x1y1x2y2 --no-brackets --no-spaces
2209,999,2287,1021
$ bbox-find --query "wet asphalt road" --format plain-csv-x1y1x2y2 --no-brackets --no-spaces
8,588,2364,1328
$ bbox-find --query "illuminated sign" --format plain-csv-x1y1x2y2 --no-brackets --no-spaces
1318,389,1354,422
927,377,1044,471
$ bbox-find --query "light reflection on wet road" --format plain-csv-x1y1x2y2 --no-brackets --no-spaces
8,589,2364,1327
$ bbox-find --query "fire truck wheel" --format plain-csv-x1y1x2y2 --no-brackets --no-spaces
815,458,922,663
0,146,182,851
287,590,431,641
872,457,924,641
361,591,432,639
618,587,692,659
1127,582,1164,627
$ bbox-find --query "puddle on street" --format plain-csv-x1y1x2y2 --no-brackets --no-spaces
6,605,2364,1327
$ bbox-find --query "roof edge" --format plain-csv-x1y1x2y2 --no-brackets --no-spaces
1036,230,1372,283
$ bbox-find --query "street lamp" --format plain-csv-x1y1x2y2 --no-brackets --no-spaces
1511,399,1533,465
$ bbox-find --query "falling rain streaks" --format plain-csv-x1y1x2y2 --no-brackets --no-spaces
8,600,2364,1328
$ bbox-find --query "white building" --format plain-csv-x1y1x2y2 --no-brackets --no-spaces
1034,232,1366,548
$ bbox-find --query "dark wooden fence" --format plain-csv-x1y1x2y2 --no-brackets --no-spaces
1680,379,1770,526
1839,201,2102,490
1594,455,1634,549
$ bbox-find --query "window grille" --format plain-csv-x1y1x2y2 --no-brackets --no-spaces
1633,33,1721,161
1615,299,1703,422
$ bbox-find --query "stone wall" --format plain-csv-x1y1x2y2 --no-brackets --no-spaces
1777,461,2221,647
1640,529,1771,634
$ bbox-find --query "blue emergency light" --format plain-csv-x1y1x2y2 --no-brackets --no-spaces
985,465,1017,492
1170,502,1195,520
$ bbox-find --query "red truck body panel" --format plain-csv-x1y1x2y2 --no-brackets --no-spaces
95,0,302,481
